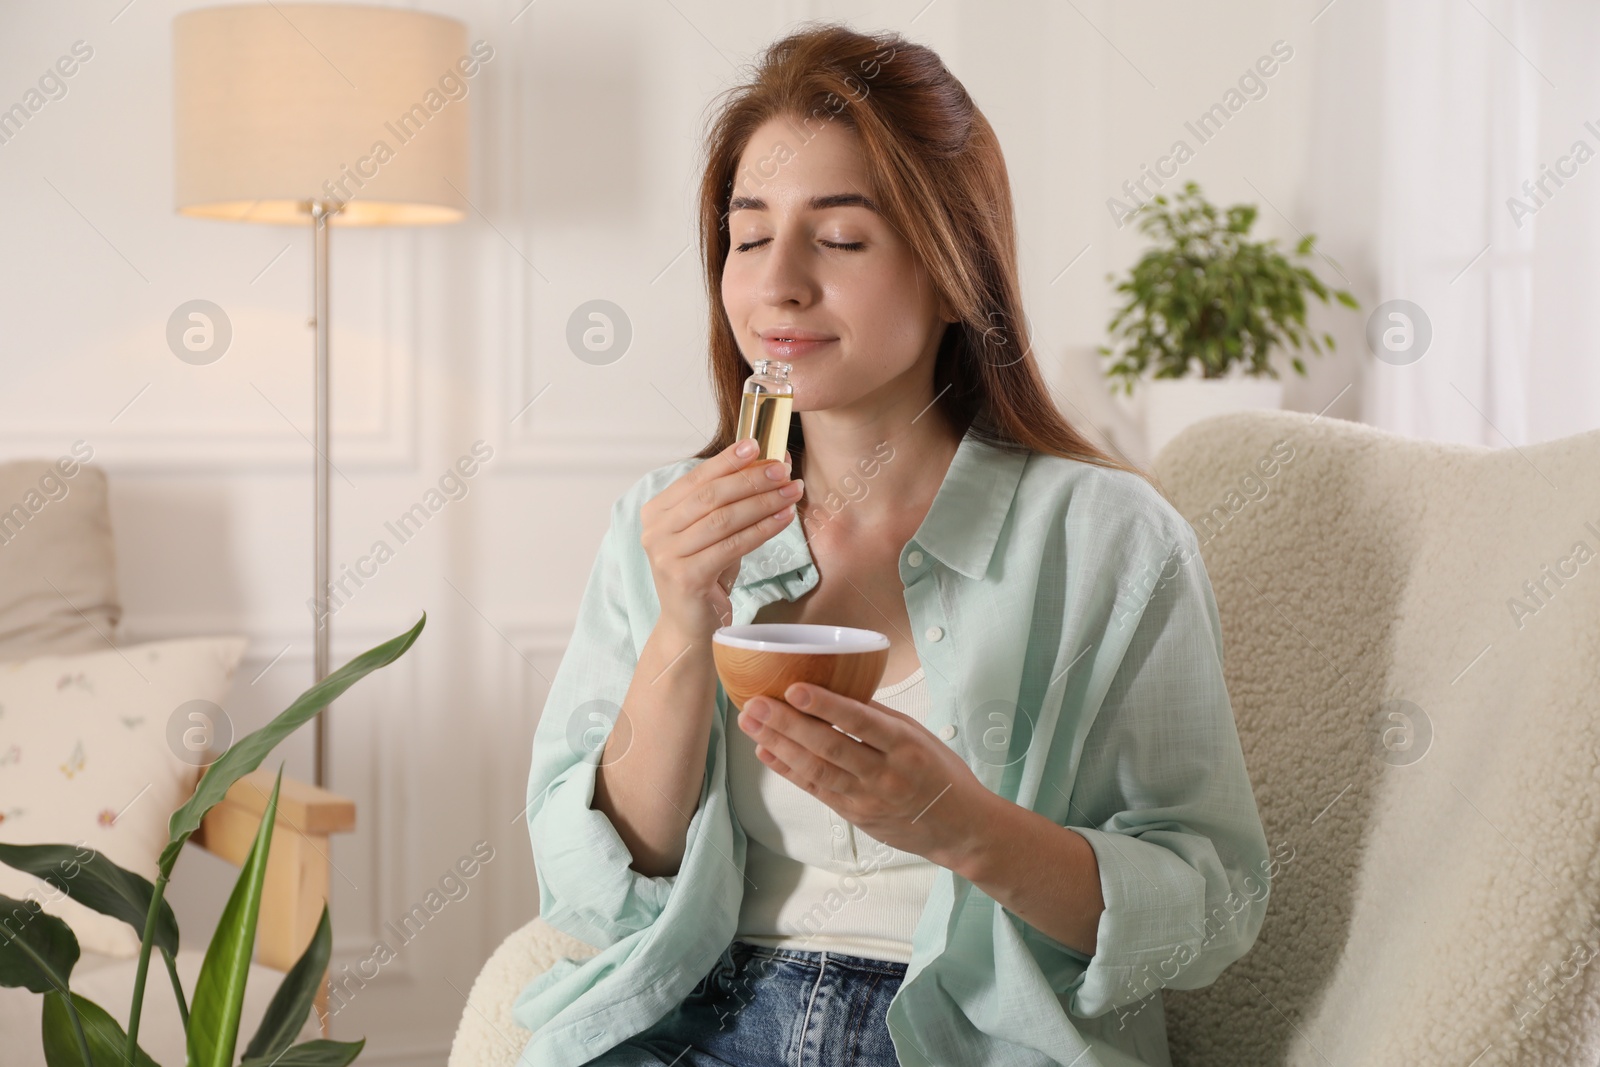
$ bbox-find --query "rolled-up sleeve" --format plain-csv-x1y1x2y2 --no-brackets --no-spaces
525,492,678,949
1055,530,1273,1019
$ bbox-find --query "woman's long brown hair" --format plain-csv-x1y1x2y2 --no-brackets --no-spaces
692,22,1153,488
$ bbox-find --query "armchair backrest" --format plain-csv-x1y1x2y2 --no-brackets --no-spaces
1153,410,1600,1065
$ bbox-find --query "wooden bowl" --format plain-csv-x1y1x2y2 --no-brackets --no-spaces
711,624,890,712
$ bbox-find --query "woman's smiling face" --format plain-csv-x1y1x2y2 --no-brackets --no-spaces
721,115,953,414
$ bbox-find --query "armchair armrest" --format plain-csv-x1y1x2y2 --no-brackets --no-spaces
189,767,357,1035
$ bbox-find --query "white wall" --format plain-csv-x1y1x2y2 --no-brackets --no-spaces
0,0,1363,1059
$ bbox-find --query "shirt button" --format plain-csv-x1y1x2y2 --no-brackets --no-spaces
925,626,944,642
938,724,956,741
832,825,845,838
906,549,924,567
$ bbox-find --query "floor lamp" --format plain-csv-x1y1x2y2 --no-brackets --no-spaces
172,4,470,787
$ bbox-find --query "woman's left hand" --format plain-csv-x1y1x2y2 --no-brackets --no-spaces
737,681,994,870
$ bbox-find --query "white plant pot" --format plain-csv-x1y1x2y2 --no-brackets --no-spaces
1142,376,1284,460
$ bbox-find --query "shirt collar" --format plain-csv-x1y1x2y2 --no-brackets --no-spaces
732,423,1030,589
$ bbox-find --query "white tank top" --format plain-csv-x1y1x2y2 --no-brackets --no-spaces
728,666,937,964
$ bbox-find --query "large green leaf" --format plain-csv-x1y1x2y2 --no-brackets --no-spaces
0,893,79,993
240,1037,366,1067
160,612,425,872
42,990,160,1067
0,843,179,958
244,901,331,1062
189,766,282,1067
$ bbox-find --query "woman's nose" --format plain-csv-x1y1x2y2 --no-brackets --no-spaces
755,235,817,307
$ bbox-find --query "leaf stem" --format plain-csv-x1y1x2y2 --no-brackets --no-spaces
4,930,93,1066
58,991,94,1067
163,945,190,1031
125,867,172,1063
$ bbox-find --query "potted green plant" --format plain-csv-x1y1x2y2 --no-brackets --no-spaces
0,614,425,1067
1099,180,1360,457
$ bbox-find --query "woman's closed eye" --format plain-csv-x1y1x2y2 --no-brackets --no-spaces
732,237,867,253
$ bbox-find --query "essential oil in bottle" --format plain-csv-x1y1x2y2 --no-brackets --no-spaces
736,359,793,463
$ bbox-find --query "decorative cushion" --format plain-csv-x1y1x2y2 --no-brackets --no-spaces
0,455,121,662
0,636,248,956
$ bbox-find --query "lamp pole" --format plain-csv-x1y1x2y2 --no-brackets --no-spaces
309,198,341,788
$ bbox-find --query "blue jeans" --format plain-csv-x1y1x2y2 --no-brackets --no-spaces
580,938,907,1067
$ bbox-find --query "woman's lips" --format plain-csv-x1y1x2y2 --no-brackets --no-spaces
761,337,836,359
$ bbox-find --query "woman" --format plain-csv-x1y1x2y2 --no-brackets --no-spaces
516,23,1272,1067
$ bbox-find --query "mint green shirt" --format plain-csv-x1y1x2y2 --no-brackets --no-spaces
515,424,1271,1067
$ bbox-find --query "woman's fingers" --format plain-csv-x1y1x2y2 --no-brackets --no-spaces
673,477,803,560
670,499,799,594
651,438,766,525
667,458,789,536
746,715,858,794
740,694,884,780
798,687,901,754
638,437,803,634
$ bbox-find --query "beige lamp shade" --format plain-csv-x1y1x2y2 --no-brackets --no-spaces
173,3,473,225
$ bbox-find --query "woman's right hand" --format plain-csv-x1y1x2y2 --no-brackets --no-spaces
641,438,804,637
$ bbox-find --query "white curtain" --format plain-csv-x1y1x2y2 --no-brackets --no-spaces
1369,0,1600,446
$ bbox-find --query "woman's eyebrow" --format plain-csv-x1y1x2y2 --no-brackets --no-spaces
728,192,880,214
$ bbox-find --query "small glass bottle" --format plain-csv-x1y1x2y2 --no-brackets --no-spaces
735,359,794,463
